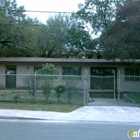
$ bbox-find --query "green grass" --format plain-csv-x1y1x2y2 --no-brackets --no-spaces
0,91,83,112
0,102,82,112
0,91,84,104
127,92,140,103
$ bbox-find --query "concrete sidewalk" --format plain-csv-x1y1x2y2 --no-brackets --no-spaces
0,106,140,123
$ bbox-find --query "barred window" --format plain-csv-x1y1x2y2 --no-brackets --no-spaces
125,68,140,81
62,67,82,79
91,68,115,76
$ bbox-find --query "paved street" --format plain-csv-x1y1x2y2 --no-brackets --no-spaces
0,106,140,140
0,119,140,140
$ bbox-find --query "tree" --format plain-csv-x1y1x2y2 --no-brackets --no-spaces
100,0,140,60
68,0,128,58
0,0,40,56
37,14,70,58
37,13,96,58
75,0,127,35
66,18,96,58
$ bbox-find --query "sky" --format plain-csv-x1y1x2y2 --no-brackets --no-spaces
16,0,85,23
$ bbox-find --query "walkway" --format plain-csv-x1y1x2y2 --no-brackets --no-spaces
0,106,140,123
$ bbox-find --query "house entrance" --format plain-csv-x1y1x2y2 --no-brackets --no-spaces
6,66,16,89
89,67,117,105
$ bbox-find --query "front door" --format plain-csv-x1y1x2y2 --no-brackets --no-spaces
6,66,16,89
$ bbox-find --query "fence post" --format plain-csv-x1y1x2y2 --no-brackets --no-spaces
118,70,121,105
84,70,88,106
34,71,37,102
114,71,116,105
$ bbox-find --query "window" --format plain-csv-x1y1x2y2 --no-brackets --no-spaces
125,68,140,81
62,67,82,79
34,66,42,73
91,68,115,76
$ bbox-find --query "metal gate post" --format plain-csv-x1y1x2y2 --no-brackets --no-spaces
34,71,37,102
114,71,116,105
118,70,121,105
84,70,88,106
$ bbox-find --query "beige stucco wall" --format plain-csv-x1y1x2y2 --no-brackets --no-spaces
1,63,140,92
16,65,34,88
16,64,65,89
17,65,34,74
46,65,88,90
117,66,140,91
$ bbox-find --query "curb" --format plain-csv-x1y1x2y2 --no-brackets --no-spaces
0,116,139,123
0,116,46,120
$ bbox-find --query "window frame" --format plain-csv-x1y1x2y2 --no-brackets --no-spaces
62,67,82,79
34,66,42,73
125,68,140,81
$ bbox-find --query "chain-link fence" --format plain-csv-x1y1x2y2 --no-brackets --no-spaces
0,72,117,106
87,74,116,106
0,71,140,106
0,74,84,105
118,71,140,106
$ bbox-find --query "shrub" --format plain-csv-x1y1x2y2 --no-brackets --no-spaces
37,63,59,102
55,83,65,103
64,76,78,103
23,74,36,102
13,94,20,103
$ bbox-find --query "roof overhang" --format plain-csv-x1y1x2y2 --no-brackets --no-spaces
0,57,140,65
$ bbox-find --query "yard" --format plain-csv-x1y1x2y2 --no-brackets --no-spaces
0,91,83,112
0,102,81,112
126,92,140,104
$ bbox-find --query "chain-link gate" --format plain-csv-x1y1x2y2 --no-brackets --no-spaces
118,70,140,106
84,69,116,106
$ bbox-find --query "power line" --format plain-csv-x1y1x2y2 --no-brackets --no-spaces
25,10,72,14
0,9,73,14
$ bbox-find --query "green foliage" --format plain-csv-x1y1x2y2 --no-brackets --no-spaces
100,0,140,60
0,92,11,97
55,83,65,103
64,76,78,103
37,14,69,57
36,13,95,58
67,20,95,55
75,0,127,34
127,92,140,104
0,102,82,112
23,64,59,102
38,63,59,75
0,91,83,105
23,75,36,101
0,0,40,57
41,79,53,102
72,0,139,60
13,94,20,103
37,63,59,102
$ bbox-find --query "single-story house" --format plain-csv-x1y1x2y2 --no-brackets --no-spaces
0,57,140,94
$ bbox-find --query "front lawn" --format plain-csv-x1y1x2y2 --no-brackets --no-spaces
0,91,84,104
0,91,83,112
127,92,140,104
0,102,82,112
